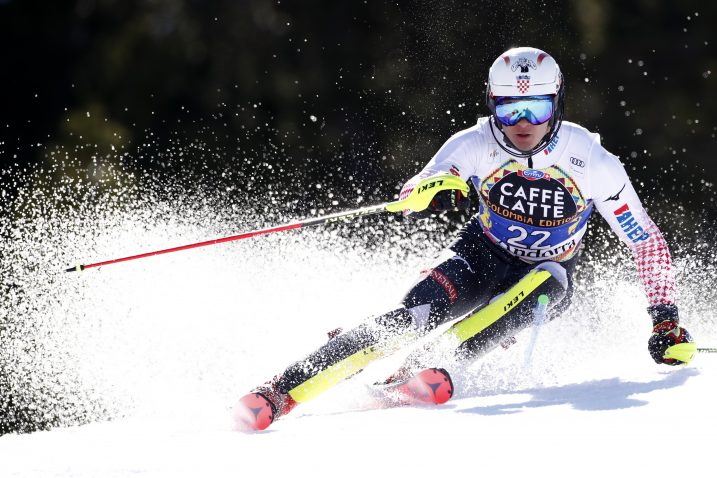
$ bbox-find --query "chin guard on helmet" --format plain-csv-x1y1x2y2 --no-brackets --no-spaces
484,47,566,158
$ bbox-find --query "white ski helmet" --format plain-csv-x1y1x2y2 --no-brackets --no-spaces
486,47,565,157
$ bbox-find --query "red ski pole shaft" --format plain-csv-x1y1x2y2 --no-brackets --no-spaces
64,173,471,273
65,202,390,273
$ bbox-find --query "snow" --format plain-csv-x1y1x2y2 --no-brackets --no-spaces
1,364,715,477
1,203,715,477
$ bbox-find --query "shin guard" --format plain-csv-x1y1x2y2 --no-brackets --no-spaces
399,262,569,370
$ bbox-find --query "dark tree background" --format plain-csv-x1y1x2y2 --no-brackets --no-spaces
1,0,715,217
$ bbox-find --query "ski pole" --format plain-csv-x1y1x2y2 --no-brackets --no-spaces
65,174,469,273
523,294,550,367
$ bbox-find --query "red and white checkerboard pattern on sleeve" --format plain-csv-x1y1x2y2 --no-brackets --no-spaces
630,219,676,306
398,176,419,216
399,181,415,200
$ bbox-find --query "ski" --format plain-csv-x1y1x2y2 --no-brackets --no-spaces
233,367,454,432
232,392,276,432
232,381,299,432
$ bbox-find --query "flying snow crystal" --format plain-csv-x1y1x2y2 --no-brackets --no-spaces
310,115,318,122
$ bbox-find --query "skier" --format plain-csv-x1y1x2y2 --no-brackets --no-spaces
234,46,693,431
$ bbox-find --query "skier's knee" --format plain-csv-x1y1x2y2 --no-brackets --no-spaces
400,272,457,333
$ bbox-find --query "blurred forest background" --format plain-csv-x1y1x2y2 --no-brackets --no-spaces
0,0,715,222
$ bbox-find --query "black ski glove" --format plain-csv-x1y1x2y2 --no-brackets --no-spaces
409,189,471,219
647,304,693,365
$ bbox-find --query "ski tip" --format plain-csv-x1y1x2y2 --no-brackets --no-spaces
413,368,454,405
379,367,454,406
65,264,85,273
232,392,276,432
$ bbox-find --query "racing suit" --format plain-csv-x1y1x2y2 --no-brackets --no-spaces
398,117,675,347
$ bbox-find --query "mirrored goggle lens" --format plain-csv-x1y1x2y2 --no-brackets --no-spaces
494,97,554,126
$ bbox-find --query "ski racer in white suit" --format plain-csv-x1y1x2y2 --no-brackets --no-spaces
398,46,691,366
237,47,693,431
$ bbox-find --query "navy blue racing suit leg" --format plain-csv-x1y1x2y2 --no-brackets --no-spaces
401,216,579,352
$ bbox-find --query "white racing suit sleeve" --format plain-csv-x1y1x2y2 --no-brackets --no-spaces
591,149,676,306
399,128,482,208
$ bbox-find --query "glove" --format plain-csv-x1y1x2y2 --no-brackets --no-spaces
409,189,471,219
647,304,693,365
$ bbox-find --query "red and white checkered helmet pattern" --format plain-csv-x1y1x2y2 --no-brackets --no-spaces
488,47,562,97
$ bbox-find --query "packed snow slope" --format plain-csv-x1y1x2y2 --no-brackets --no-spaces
0,161,715,477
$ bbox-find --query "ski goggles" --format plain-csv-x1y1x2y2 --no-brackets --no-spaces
494,95,554,126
